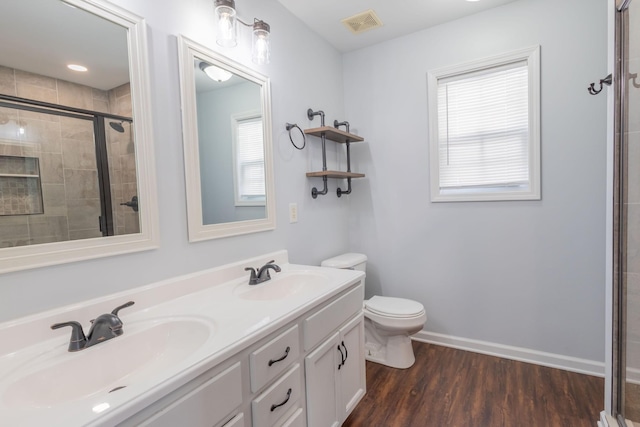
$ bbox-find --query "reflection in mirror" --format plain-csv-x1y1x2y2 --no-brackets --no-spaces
179,35,275,241
0,0,158,273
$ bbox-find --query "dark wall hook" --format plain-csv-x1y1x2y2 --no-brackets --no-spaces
588,74,612,95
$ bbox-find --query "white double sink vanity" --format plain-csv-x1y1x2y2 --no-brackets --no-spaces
0,251,366,427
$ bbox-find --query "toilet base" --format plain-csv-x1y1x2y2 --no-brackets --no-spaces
364,320,417,369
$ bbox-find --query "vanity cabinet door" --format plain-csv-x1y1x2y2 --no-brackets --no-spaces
134,362,242,427
305,331,341,427
337,314,366,421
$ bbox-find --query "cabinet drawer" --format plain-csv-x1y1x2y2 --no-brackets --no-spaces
304,283,363,350
139,362,242,427
252,364,301,427
281,407,305,427
250,325,300,392
221,413,244,427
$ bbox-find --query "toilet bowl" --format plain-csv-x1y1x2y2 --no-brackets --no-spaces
321,253,427,369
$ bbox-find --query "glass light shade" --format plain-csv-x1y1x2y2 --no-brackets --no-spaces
214,1,237,47
199,63,233,82
252,21,270,65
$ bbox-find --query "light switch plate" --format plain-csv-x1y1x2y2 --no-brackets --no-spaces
289,203,298,223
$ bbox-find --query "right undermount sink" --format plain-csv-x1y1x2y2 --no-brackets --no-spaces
233,270,331,301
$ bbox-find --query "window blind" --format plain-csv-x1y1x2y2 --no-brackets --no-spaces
437,62,529,190
236,117,265,200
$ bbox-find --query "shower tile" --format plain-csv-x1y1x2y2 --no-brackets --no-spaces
57,80,93,110
39,153,64,184
92,89,109,102
123,211,140,234
15,81,57,104
0,217,28,241
64,169,99,200
14,69,56,90
66,198,100,231
0,66,16,96
61,139,97,170
114,83,131,100
41,184,67,216
93,100,109,114
69,229,102,241
18,108,60,123
29,235,62,245
27,215,69,241
20,119,62,153
59,117,93,141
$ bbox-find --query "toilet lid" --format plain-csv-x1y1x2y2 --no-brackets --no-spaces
364,296,425,318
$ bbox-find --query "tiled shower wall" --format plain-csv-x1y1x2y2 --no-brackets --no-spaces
0,66,136,247
107,83,139,236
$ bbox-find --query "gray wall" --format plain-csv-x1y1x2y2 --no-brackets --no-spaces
0,0,350,322
197,80,264,224
343,0,608,362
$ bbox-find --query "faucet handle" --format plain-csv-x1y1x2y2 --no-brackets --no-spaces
51,321,87,352
111,301,135,317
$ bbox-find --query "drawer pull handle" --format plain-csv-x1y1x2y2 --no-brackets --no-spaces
270,388,292,412
337,344,345,369
342,341,348,365
268,346,291,366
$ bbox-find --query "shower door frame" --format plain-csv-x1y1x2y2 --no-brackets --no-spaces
613,0,633,422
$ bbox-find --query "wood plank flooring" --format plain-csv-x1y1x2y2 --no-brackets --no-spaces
343,341,603,427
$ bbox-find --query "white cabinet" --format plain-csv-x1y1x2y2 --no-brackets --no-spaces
130,362,243,427
118,282,365,427
305,314,366,427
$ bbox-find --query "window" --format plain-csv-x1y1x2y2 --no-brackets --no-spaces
233,112,265,206
427,46,540,202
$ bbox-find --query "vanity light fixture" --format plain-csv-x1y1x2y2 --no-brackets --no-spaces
199,61,233,82
213,0,271,65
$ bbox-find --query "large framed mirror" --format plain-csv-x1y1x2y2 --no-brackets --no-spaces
0,0,159,273
178,35,275,241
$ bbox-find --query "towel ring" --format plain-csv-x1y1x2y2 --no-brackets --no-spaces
286,123,306,150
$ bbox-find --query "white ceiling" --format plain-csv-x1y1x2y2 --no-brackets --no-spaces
0,0,129,92
276,0,521,52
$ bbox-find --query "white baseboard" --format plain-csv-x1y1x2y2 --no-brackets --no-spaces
413,331,605,377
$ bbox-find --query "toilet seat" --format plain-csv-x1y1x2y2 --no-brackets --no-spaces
364,296,425,318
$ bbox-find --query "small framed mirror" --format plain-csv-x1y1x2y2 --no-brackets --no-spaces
178,35,275,241
0,0,159,273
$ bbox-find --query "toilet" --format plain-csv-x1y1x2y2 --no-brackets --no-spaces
321,253,427,369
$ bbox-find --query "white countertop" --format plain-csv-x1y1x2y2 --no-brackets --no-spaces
0,250,364,426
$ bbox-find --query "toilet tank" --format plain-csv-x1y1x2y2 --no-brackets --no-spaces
321,253,368,272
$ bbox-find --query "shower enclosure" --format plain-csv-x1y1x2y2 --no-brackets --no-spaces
0,71,139,248
613,0,640,424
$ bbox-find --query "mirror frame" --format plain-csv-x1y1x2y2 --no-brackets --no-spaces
178,35,276,242
0,0,159,273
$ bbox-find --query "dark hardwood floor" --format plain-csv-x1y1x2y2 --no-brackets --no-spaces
343,341,604,427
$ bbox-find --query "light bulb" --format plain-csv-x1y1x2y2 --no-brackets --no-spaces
252,21,270,65
214,1,237,47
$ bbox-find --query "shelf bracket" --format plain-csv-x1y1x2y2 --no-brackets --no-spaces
337,178,351,197
334,120,352,198
308,108,329,198
312,176,328,199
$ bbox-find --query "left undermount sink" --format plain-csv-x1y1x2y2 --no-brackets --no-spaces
233,270,331,301
2,316,214,408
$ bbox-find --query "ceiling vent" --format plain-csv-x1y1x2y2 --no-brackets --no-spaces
341,9,383,35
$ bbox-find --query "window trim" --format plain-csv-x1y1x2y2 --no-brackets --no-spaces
427,45,541,202
231,110,265,207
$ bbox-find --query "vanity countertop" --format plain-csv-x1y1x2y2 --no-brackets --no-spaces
0,250,364,426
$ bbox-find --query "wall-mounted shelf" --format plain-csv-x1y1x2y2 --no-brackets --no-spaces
0,173,40,178
304,109,366,198
304,127,365,144
306,171,365,179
